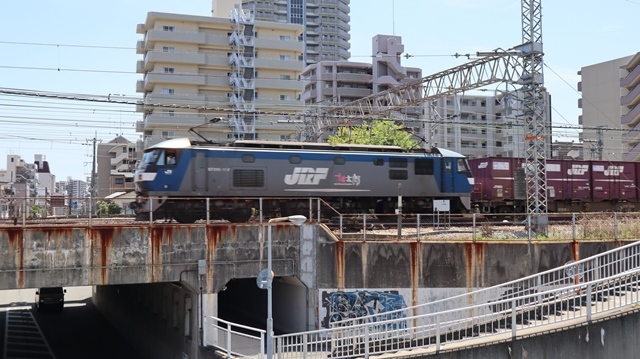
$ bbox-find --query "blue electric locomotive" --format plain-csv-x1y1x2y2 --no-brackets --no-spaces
130,138,474,223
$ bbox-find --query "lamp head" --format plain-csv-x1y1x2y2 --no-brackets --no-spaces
287,215,307,226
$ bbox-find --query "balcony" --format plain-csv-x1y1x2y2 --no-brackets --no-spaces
110,152,131,167
144,93,207,107
621,84,640,108
141,50,206,70
623,142,640,162
622,103,640,126
335,72,371,83
255,37,304,52
144,29,206,46
143,72,206,88
621,52,640,71
620,64,640,88
334,87,371,98
255,78,303,92
144,113,210,128
254,57,305,72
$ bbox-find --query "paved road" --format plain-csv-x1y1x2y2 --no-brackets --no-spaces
1,286,143,359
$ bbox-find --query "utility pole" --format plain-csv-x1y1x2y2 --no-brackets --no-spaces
89,133,98,216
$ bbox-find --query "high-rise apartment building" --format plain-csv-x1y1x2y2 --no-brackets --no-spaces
578,52,640,161
241,0,350,65
136,9,305,147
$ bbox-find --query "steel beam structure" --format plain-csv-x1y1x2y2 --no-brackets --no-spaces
520,0,548,234
302,54,525,142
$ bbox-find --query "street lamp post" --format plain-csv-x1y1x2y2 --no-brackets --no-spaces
264,215,307,359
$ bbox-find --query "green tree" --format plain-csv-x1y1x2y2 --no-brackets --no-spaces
327,120,420,150
96,200,123,215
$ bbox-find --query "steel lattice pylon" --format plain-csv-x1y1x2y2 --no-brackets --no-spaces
520,0,548,234
302,54,525,142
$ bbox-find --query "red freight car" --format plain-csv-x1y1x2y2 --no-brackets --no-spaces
469,157,640,213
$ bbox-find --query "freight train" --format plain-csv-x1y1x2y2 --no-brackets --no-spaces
130,138,474,223
469,157,640,213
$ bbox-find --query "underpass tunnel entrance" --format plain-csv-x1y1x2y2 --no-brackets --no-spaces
217,275,308,334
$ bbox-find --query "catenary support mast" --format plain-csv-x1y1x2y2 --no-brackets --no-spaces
520,0,548,234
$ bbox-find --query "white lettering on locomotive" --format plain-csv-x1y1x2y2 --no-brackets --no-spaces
284,167,329,185
568,165,588,175
604,166,623,176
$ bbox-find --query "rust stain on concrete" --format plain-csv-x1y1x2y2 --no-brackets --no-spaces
410,242,419,313
463,242,487,292
95,227,115,285
336,240,344,290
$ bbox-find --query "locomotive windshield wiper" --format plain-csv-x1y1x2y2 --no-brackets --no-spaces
188,117,224,144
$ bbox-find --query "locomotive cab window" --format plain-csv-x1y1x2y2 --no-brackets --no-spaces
457,159,473,177
165,151,177,165
415,158,434,175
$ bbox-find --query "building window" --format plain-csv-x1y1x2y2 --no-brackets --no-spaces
280,74,291,80
162,110,175,116
280,95,291,101
162,88,175,95
279,55,291,60
163,67,175,74
162,131,175,138
115,178,124,185
163,25,174,32
280,35,291,41
162,46,175,52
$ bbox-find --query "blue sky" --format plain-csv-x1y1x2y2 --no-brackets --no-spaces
0,0,638,180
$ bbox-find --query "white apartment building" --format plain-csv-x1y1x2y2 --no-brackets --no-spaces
578,52,640,161
300,35,421,140
240,0,350,65
96,136,137,198
136,8,306,147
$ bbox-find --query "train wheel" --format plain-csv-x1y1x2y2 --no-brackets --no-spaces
375,200,395,222
173,213,199,224
224,209,253,223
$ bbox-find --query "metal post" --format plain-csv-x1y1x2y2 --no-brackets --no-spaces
397,183,402,239
267,222,274,359
206,198,210,225
417,214,421,241
511,299,517,339
472,213,476,242
572,213,576,241
614,212,618,240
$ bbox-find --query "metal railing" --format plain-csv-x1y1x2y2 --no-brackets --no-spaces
206,240,640,358
5,195,640,242
204,316,265,359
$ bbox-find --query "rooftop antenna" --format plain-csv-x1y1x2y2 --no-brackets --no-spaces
392,0,396,35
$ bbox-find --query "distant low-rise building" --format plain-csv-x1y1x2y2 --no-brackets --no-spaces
97,136,137,198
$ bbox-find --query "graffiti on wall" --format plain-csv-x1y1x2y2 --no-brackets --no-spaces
320,290,407,329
